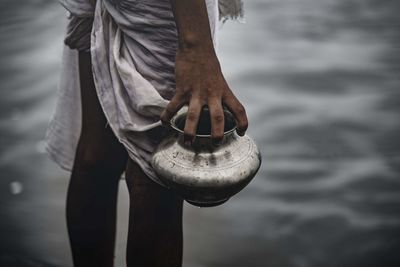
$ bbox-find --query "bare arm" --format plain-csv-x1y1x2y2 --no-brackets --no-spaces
161,0,248,145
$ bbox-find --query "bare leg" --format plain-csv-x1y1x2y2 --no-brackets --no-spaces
66,51,128,267
125,159,183,267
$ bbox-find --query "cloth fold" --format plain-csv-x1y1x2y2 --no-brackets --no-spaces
45,0,242,185
219,0,244,22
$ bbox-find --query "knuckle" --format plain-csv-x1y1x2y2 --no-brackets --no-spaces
213,113,224,123
165,105,176,114
199,98,207,106
236,104,246,116
186,111,198,122
181,89,191,98
174,91,185,100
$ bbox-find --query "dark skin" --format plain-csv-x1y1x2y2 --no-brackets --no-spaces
161,0,248,144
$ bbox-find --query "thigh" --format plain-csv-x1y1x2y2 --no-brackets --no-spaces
74,51,127,173
79,51,111,139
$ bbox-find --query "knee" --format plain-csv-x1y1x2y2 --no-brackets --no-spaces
74,136,127,176
125,160,183,211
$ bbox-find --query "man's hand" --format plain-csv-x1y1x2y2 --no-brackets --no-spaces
162,0,248,145
160,47,248,145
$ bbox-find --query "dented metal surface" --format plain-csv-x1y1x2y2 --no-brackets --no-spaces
152,108,262,207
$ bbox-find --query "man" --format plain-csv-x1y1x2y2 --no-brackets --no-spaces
46,0,247,266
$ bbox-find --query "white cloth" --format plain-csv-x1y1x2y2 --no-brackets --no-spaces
45,0,243,185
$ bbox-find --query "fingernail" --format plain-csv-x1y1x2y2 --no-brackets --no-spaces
184,140,192,147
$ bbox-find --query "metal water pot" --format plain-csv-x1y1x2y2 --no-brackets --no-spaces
151,107,261,207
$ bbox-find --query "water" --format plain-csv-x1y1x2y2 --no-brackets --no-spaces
1,0,399,266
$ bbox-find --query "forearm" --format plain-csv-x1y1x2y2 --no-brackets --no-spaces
170,0,215,53
163,0,248,142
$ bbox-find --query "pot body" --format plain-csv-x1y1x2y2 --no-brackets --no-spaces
151,109,262,207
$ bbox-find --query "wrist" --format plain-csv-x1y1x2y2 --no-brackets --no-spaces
178,32,215,54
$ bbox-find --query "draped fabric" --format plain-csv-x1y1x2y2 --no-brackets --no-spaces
218,0,244,22
45,0,242,185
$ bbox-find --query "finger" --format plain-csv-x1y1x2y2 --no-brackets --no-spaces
208,98,225,145
160,94,185,125
223,92,248,136
183,98,203,145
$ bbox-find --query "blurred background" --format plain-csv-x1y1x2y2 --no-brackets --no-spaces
1,0,400,266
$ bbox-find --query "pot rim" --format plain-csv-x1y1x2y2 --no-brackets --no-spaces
169,106,237,138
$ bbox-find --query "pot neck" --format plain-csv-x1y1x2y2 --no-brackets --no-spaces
169,106,238,150
175,130,237,151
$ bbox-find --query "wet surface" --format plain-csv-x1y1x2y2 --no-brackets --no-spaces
1,0,400,266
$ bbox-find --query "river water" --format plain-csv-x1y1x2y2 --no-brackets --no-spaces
0,1,399,266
